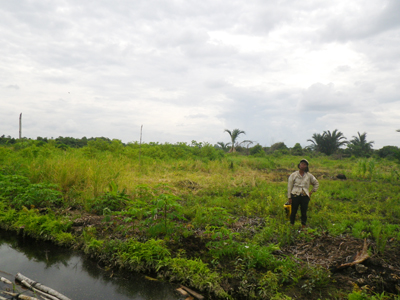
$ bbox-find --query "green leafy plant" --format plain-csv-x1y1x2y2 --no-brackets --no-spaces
16,184,62,209
142,193,186,237
116,238,171,271
352,220,370,239
90,181,129,214
0,175,30,200
192,206,235,227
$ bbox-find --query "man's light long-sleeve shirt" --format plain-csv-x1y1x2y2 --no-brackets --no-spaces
287,171,319,198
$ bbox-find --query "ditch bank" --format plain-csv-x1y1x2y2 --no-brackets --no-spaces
0,229,182,300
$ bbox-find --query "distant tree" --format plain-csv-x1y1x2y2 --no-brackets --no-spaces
87,138,112,151
269,142,288,153
55,136,89,148
241,140,254,155
308,129,348,155
347,132,374,157
224,129,246,153
376,146,400,160
0,135,16,145
215,142,230,152
291,143,303,156
307,133,325,152
322,129,348,155
249,144,264,156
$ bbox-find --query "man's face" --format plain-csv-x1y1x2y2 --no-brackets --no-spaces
299,162,308,170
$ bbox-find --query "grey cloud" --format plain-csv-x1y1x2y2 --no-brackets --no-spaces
353,33,400,71
354,81,376,93
181,42,238,60
185,114,209,119
299,83,352,112
204,79,229,89
375,0,400,33
154,27,210,48
40,76,72,85
216,85,302,143
335,65,351,72
6,85,20,89
320,0,400,42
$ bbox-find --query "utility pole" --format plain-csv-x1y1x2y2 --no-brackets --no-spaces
19,113,22,139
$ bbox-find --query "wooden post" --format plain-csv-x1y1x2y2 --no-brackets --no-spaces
19,113,22,139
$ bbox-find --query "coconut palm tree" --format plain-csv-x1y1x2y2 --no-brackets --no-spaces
224,129,246,152
348,132,374,157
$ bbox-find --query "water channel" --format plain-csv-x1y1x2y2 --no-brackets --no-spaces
0,230,182,300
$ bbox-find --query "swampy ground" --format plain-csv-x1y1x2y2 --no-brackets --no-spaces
1,141,400,299
67,210,400,299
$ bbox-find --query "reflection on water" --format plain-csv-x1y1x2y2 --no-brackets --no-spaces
0,230,181,300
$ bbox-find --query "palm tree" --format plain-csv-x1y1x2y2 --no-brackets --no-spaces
216,142,230,152
323,129,348,155
224,129,246,152
348,132,374,157
307,133,325,152
307,129,347,155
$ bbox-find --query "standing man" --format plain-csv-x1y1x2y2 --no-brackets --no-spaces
288,159,319,229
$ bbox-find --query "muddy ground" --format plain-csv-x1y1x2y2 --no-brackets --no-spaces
281,233,400,298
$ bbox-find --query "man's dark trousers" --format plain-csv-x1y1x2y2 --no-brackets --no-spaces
290,195,310,226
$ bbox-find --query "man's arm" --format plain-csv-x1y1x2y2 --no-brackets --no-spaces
288,173,294,200
309,175,319,197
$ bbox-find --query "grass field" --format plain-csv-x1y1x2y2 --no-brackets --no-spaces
1,141,400,299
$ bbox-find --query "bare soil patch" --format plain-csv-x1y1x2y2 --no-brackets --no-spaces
281,232,400,296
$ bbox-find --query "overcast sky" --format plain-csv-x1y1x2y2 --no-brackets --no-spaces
1,0,400,148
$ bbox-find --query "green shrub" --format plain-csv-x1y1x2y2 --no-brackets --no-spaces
192,206,235,227
91,191,129,214
117,238,171,271
160,257,227,297
0,175,30,199
0,175,62,209
12,183,62,209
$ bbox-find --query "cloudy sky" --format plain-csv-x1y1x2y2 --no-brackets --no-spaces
1,0,400,148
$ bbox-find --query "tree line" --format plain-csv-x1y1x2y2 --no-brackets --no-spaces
1,129,400,160
217,128,400,160
0,135,110,148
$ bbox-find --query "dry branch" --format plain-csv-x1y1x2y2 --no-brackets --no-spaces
0,277,12,285
15,273,71,300
332,239,369,271
20,280,60,300
180,285,204,300
176,287,188,296
3,291,39,300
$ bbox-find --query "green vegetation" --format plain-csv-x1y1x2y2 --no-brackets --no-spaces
0,138,400,299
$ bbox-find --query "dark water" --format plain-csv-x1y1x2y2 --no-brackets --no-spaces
0,230,182,300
